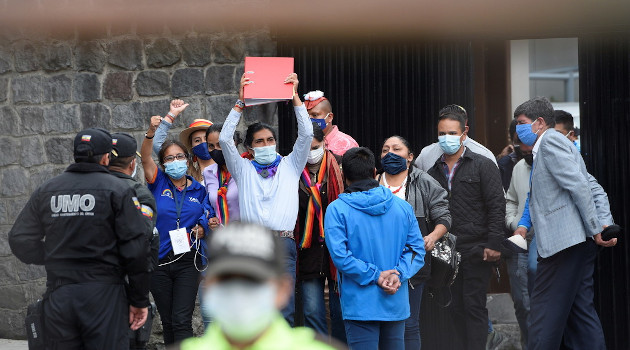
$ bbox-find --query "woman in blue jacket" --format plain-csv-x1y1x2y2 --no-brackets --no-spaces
142,117,214,345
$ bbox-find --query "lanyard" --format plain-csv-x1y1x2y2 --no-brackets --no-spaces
170,179,189,229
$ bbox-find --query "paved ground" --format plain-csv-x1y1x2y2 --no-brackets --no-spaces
1,293,523,350
0,339,27,350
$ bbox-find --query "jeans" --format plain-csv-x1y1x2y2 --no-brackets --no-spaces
505,252,530,349
527,236,538,295
281,237,297,326
298,277,347,343
344,319,405,350
404,283,425,350
198,281,211,329
300,278,328,334
151,252,200,345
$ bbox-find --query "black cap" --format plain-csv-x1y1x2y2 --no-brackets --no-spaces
206,223,285,281
74,128,113,157
111,133,141,158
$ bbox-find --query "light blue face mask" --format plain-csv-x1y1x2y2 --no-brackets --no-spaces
164,159,188,180
438,134,463,155
253,145,277,165
516,122,539,146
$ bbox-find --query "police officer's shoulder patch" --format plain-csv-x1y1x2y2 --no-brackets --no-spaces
132,197,141,210
140,205,153,218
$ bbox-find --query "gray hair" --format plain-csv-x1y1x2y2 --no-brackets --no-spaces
513,96,555,127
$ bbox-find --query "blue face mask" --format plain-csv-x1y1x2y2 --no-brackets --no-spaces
516,123,538,146
164,159,188,180
192,142,212,161
381,152,408,175
310,113,329,131
438,134,463,155
253,145,277,165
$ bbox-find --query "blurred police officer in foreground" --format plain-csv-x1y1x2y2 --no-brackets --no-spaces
176,222,342,350
109,132,159,350
9,128,151,350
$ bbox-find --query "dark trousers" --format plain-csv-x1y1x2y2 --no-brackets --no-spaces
404,282,425,350
43,282,128,350
344,319,405,350
151,252,200,345
450,258,492,350
528,240,606,350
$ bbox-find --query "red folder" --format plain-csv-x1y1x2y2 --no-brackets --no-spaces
243,57,294,106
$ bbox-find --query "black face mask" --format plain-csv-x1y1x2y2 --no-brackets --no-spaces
524,154,533,166
210,149,226,167
513,144,524,160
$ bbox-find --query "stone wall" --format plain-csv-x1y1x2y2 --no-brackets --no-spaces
0,26,277,340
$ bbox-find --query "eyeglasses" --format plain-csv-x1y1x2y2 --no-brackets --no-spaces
163,153,187,163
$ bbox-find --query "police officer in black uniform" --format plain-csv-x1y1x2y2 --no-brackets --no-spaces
9,128,151,350
109,132,159,350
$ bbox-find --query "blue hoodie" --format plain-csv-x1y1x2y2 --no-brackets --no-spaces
324,184,425,321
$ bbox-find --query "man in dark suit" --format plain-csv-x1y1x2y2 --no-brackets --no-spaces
512,97,616,350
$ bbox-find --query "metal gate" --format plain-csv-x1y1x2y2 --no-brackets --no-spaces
579,32,630,350
276,40,474,157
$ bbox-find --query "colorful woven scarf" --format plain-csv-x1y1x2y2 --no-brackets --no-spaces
216,167,231,225
299,151,328,248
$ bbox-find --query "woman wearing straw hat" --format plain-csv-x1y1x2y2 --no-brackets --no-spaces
153,99,214,183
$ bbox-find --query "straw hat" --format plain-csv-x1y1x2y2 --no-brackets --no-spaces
179,119,213,151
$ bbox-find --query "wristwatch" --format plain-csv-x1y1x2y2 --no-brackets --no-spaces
145,133,154,139
234,100,245,109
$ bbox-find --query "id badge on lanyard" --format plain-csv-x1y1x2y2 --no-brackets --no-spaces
170,181,191,255
169,228,190,255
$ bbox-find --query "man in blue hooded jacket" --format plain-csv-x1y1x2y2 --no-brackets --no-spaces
324,147,425,350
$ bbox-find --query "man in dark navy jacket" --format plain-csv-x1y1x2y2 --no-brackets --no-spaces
9,128,150,350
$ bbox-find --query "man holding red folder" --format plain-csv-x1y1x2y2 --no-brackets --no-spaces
218,72,313,327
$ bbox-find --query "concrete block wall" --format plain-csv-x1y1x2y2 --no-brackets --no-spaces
0,26,277,340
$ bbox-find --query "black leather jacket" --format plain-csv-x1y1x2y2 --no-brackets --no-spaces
427,148,505,260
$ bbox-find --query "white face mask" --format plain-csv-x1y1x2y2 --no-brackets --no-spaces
307,146,325,164
204,280,277,342
131,159,138,178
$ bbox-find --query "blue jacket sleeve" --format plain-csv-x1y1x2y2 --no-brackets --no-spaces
324,204,382,286
196,190,214,235
517,194,532,231
195,191,214,265
394,213,425,281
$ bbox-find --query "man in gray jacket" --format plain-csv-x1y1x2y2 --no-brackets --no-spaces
512,97,616,350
